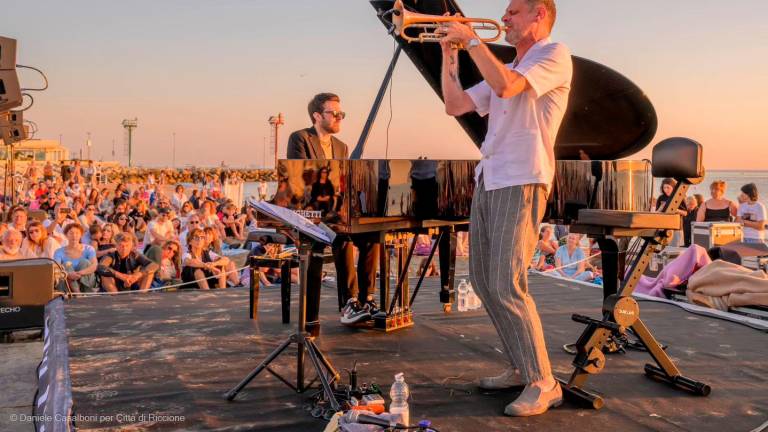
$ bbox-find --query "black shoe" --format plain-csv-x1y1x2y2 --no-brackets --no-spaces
340,298,371,325
363,296,379,315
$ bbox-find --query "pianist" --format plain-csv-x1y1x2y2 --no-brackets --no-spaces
286,92,380,336
439,0,571,417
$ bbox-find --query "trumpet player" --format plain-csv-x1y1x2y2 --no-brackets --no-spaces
439,0,572,417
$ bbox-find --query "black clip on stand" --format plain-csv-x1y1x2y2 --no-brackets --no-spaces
224,228,341,412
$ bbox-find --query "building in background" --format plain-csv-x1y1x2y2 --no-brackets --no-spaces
0,139,70,162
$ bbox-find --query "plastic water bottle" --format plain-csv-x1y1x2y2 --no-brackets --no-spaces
457,279,469,312
389,373,410,426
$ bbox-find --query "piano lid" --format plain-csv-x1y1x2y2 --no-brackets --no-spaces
369,0,657,160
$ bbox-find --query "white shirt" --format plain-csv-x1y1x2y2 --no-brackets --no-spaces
738,201,766,241
466,38,572,192
143,219,175,246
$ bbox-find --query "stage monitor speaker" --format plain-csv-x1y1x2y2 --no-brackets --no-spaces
0,69,22,113
0,259,56,331
0,36,17,70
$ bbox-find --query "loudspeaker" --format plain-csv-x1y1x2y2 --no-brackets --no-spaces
0,36,17,70
0,110,25,144
0,259,56,331
0,69,22,112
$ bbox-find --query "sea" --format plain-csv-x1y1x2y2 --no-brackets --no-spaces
241,170,768,207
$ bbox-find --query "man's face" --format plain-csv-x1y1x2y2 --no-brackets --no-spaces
117,239,133,257
502,0,539,45
315,100,343,134
4,232,21,252
12,211,26,227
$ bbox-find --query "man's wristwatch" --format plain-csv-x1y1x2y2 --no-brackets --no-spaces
466,38,481,51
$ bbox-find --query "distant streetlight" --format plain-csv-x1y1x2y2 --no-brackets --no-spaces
86,132,92,160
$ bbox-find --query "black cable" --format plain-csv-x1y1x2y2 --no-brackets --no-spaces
18,92,34,112
385,38,396,159
17,64,49,91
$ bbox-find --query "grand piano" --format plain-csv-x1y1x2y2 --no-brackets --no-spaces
268,0,657,331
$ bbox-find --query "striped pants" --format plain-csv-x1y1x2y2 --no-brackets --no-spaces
469,180,552,383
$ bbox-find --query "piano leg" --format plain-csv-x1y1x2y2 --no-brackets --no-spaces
438,226,457,309
378,232,390,313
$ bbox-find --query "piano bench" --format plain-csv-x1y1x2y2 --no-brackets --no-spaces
248,253,335,324
575,210,681,231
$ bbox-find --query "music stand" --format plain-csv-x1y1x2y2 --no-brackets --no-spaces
224,202,340,412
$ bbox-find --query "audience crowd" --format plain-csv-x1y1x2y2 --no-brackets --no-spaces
0,161,264,293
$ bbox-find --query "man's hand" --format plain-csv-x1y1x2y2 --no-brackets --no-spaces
439,19,477,48
67,271,81,281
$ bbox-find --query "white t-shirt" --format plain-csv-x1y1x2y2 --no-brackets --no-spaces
466,37,572,192
143,219,175,246
738,201,766,241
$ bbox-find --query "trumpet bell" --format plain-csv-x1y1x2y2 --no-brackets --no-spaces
390,0,503,44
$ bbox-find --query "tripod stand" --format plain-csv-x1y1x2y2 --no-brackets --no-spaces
224,231,341,411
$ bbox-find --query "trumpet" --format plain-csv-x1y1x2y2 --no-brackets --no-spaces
387,0,503,45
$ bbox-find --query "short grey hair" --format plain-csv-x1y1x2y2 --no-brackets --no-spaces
526,0,557,30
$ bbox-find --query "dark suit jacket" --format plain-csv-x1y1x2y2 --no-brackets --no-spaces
286,127,349,160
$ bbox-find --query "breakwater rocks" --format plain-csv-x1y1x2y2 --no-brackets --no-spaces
92,166,277,184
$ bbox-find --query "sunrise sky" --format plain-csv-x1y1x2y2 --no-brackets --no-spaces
4,0,767,169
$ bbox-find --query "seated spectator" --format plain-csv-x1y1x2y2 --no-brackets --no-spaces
21,220,59,259
53,224,98,293
181,228,227,289
172,217,182,236
79,204,102,231
203,226,240,286
554,233,595,282
0,229,24,260
179,201,195,222
683,196,699,247
129,200,150,233
99,232,158,293
95,223,118,258
154,240,182,286
112,211,136,236
171,185,187,211
533,225,558,271
200,200,226,239
39,193,59,218
697,180,738,222
7,206,29,237
98,188,113,215
655,178,688,215
736,183,766,245
179,214,202,250
143,208,177,252
221,203,246,241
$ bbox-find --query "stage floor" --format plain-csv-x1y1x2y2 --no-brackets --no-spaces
64,274,768,431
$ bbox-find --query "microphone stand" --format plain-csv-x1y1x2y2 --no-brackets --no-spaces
224,227,341,412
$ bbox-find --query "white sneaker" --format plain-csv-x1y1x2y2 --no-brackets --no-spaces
504,380,563,417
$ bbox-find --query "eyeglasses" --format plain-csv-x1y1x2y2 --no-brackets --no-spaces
191,235,206,241
188,221,200,224
322,110,346,119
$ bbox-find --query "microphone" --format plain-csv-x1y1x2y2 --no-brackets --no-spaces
343,410,408,429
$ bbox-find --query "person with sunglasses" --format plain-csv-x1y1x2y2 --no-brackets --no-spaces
21,220,59,259
286,92,381,336
181,228,226,289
